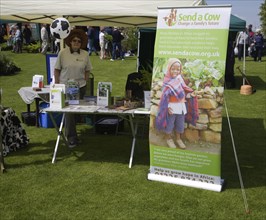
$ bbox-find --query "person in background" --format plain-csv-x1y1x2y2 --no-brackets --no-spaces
110,27,124,61
14,25,22,53
103,26,113,58
248,24,255,39
9,25,16,51
87,26,98,56
99,28,106,59
236,27,250,61
253,29,264,62
40,24,49,54
54,29,92,148
23,24,32,45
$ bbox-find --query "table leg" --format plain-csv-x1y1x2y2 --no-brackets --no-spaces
35,98,40,127
128,115,138,168
27,104,30,113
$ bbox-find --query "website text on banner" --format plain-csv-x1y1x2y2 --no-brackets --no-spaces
148,6,231,192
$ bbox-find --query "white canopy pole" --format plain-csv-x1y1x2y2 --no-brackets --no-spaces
243,29,246,85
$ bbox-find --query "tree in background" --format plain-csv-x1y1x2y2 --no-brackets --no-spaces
121,27,138,54
259,0,266,36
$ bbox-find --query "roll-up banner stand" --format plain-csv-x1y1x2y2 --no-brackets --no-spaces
148,5,231,192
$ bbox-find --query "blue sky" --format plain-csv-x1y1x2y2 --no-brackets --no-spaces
206,0,263,30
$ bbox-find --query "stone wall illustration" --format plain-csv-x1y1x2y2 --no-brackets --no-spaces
149,78,224,145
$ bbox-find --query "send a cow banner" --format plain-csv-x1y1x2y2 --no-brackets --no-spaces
148,6,231,192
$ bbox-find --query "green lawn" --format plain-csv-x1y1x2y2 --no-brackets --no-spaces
0,51,265,220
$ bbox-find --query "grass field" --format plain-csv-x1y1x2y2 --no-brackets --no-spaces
0,50,265,220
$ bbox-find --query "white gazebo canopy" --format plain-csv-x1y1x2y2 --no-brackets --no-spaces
0,0,205,27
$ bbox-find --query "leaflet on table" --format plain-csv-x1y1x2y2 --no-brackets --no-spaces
97,82,112,107
134,108,151,114
32,74,44,88
66,105,101,112
49,84,66,109
66,80,80,105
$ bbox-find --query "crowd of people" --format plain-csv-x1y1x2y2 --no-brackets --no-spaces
236,24,264,62
38,25,127,61
0,24,34,53
84,26,126,61
225,24,264,89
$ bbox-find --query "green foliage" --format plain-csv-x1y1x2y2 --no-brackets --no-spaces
134,61,153,90
23,42,41,53
0,43,13,51
153,58,225,90
259,1,266,36
0,52,21,75
121,27,138,51
182,59,225,89
104,34,113,42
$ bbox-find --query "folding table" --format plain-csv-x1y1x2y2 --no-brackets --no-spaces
44,103,150,168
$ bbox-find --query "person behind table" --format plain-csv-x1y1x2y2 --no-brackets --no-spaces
155,58,197,149
54,28,92,148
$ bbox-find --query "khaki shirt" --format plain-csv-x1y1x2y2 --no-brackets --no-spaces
55,47,92,87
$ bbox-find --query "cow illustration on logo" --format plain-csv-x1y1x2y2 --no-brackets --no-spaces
163,8,177,26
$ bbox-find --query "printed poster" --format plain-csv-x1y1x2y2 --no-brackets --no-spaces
148,6,231,191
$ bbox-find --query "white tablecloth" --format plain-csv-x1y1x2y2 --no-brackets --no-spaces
18,87,50,104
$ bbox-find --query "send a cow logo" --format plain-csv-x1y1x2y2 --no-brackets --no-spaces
163,8,177,26
162,9,222,27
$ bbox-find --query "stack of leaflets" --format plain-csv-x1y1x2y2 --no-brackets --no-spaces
50,84,66,109
66,80,80,105
32,74,44,88
97,82,112,107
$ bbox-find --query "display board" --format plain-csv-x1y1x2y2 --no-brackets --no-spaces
46,54,58,84
148,5,231,192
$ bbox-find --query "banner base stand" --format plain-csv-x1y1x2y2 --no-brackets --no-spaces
148,173,224,192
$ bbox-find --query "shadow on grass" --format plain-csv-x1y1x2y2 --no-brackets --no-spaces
69,127,150,166
221,117,266,190
228,75,266,91
3,116,265,190
2,141,55,169
3,119,150,169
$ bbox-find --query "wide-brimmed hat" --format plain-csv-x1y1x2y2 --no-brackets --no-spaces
65,29,88,49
